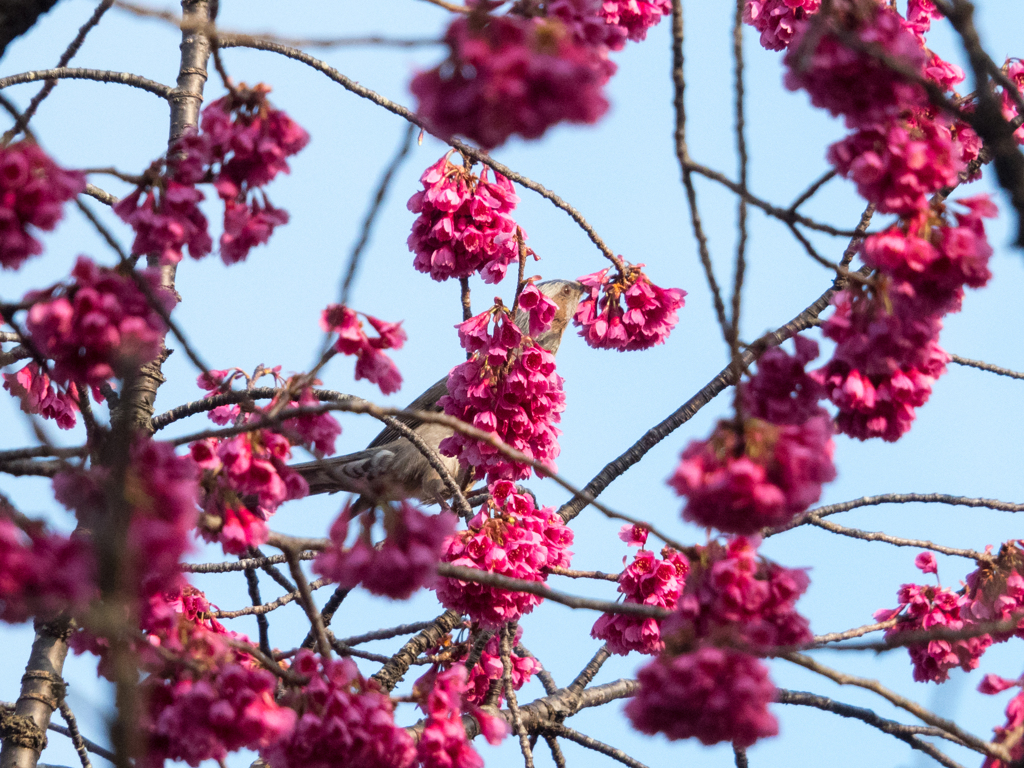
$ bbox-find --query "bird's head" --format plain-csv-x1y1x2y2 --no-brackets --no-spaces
514,279,586,354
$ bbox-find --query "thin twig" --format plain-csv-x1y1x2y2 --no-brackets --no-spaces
0,68,171,99
535,723,650,768
280,546,331,659
949,353,1024,380
181,550,316,573
804,515,992,561
57,702,92,768
812,619,897,646
501,625,534,768
216,577,329,619
568,646,610,693
789,170,837,211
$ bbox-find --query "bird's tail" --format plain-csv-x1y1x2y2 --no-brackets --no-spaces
292,448,396,496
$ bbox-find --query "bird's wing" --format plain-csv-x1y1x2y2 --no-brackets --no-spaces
293,448,396,496
365,374,449,448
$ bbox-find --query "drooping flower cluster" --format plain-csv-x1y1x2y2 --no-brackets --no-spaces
812,197,995,441
261,650,417,768
191,428,308,555
439,305,565,482
0,512,94,624
321,304,406,395
999,58,1024,145
24,256,173,386
53,438,199,619
3,362,80,429
669,415,835,534
435,481,573,627
743,0,820,51
547,0,627,55
407,153,521,284
415,665,505,768
0,141,85,270
626,646,779,747
665,536,813,650
424,625,541,708
116,83,307,265
980,676,1024,768
314,502,456,600
411,12,609,150
573,263,685,351
875,579,991,684
599,0,671,42
592,546,689,656
962,541,1024,640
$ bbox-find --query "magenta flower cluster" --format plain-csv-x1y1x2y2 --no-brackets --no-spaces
626,646,779,748
440,307,565,483
415,665,498,768
0,141,84,270
411,13,610,150
591,546,689,656
743,0,820,51
599,0,671,42
321,304,406,395
573,263,686,351
24,256,173,386
2,362,80,429
407,153,521,284
261,650,417,768
431,625,541,707
435,480,573,628
314,502,456,600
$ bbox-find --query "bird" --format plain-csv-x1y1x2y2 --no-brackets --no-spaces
291,279,585,510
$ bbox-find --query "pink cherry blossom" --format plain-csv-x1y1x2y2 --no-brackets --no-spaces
664,537,812,650
982,688,1024,768
743,0,821,52
625,646,778,748
592,547,688,655
742,335,827,427
516,282,558,336
915,552,938,575
220,196,289,265
827,112,963,215
3,362,79,429
0,141,84,270
410,14,609,150
407,154,520,284
547,0,626,55
784,0,929,129
435,481,573,628
25,256,173,386
314,502,456,600
600,0,671,42
0,513,95,624
618,523,649,548
321,304,405,395
142,662,296,768
261,650,416,768
573,263,685,351
114,180,212,265
440,306,565,482
416,665,485,768
668,416,836,534
980,674,1020,695
962,541,1024,641
874,581,992,683
999,58,1024,145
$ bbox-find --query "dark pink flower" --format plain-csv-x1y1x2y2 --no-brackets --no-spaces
547,0,627,54
517,282,558,336
25,257,173,386
618,523,649,548
261,650,416,768
416,665,485,768
115,181,212,265
321,304,405,395
625,647,778,748
411,14,609,150
0,142,85,270
600,0,671,42
0,514,95,624
982,688,1024,768
980,674,1020,695
592,547,688,655
440,304,565,483
407,154,520,284
915,552,938,575
220,196,289,265
314,502,456,600
664,537,812,651
142,663,296,768
573,263,685,351
435,481,573,628
962,541,1024,641
874,581,991,683
999,58,1024,145
669,417,836,534
743,0,821,51
827,112,963,215
3,362,79,429
742,335,827,427
784,0,929,129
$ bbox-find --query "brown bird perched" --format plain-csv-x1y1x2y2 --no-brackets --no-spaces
292,279,585,509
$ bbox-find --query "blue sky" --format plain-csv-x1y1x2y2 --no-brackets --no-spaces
2,1,1024,767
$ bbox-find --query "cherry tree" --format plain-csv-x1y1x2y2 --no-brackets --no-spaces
1,1,1024,768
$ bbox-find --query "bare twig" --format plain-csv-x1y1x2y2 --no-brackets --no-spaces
535,723,650,768
949,353,1024,380
0,68,171,99
804,515,992,561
